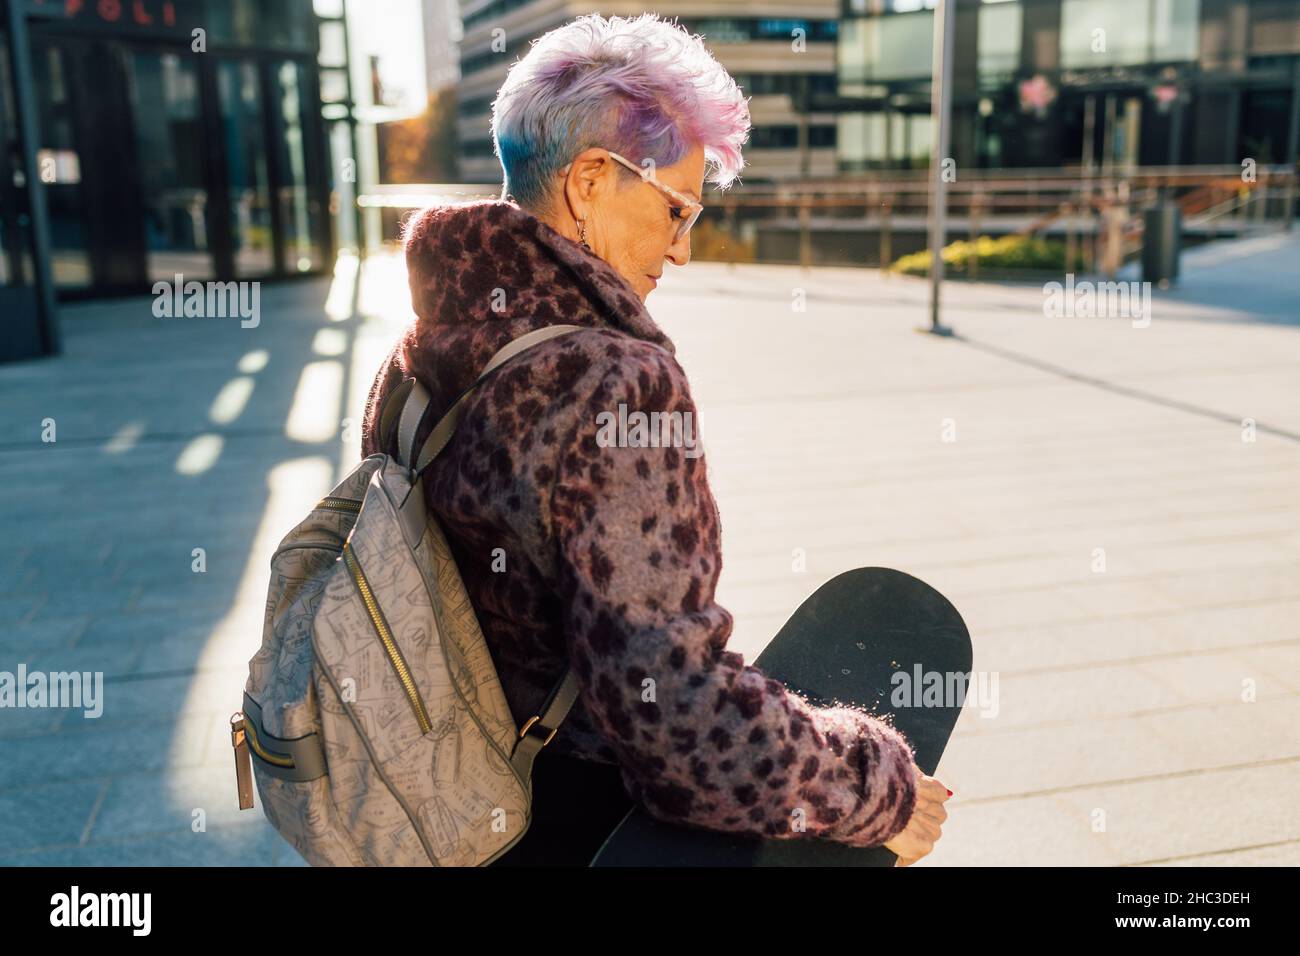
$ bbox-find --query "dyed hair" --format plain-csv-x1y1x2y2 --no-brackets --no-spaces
491,13,751,209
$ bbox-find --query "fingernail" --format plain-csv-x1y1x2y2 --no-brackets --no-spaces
946,789,953,796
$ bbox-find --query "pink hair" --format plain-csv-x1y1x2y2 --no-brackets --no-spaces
492,13,752,207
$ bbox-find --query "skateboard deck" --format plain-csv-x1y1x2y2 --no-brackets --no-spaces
590,567,972,866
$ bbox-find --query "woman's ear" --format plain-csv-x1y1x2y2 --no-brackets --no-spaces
562,149,612,215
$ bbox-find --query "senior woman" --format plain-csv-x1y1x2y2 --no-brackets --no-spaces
359,13,948,866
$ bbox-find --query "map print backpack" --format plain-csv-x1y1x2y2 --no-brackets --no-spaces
230,325,584,866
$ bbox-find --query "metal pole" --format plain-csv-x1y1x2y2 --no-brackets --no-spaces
340,0,365,258
881,198,892,273
925,0,956,335
798,72,810,179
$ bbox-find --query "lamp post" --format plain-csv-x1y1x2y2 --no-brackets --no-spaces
924,0,956,336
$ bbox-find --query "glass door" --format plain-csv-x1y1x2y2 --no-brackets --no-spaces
1,19,54,360
28,38,93,289
213,55,327,279
123,49,211,281
27,30,182,294
216,58,273,276
0,24,21,288
271,58,324,273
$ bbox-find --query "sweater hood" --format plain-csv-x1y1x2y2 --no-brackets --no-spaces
402,198,676,357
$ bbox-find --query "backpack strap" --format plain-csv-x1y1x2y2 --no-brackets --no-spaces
383,324,587,778
377,377,417,464
412,324,586,475
511,668,583,780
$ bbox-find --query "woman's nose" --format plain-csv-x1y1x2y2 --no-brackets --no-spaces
665,231,691,267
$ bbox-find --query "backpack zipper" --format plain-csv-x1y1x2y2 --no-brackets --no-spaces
342,540,434,735
231,712,295,768
265,498,358,560
230,713,255,809
316,496,362,514
231,711,299,810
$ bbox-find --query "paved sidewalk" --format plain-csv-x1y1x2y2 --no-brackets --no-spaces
2,236,1298,865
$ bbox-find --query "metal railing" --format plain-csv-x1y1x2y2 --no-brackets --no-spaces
357,165,1298,276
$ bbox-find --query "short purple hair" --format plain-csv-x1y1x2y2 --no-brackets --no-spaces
491,13,751,209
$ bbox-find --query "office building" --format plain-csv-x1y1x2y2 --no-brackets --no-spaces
835,0,1300,172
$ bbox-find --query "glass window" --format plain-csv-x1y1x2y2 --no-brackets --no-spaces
1151,0,1200,61
690,20,750,44
979,1,1022,75
0,32,13,137
756,20,811,39
318,20,347,69
125,51,212,281
1249,0,1300,55
206,0,315,50
750,125,799,149
218,60,273,276
0,32,14,286
836,110,932,169
328,119,358,254
273,60,322,273
1239,89,1292,163
319,68,349,103
906,113,933,165
837,113,887,165
890,112,906,159
32,44,92,288
840,12,934,83
1060,0,1199,68
809,125,837,148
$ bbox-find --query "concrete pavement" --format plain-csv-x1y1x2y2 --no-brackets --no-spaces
1,234,1297,865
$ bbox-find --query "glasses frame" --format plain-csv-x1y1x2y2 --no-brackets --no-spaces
561,150,704,243
606,151,703,243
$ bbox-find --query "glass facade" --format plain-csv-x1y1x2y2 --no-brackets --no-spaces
14,0,331,297
837,0,1300,173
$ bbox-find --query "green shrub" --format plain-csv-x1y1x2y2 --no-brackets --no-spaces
891,234,1087,276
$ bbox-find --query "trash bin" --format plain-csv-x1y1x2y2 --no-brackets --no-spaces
1142,203,1182,287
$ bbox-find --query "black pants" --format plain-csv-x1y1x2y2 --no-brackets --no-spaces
489,751,636,867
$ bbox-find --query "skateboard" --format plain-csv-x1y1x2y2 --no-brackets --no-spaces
590,567,972,866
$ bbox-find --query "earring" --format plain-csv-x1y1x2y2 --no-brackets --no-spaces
577,218,591,250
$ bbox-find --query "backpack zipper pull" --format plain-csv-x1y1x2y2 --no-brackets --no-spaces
230,712,255,810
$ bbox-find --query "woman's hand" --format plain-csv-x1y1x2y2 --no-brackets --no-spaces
883,764,951,866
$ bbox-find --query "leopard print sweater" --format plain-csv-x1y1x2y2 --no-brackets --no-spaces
359,199,919,848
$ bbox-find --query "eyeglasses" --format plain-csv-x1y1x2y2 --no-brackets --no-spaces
561,150,703,243
604,151,703,243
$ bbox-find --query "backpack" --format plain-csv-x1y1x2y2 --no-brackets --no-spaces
230,324,585,866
